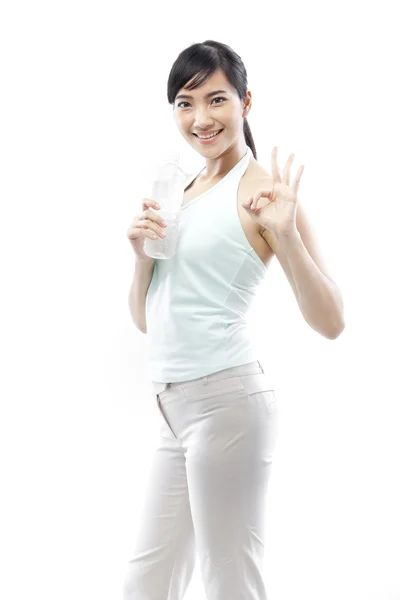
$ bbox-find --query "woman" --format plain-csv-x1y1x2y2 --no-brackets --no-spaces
124,40,345,600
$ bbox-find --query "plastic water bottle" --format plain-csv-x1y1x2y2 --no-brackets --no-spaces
143,150,186,260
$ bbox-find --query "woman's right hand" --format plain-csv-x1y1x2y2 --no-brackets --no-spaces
126,198,167,262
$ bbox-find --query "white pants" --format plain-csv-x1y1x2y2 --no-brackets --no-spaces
123,360,279,600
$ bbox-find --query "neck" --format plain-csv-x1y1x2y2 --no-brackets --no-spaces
201,139,248,182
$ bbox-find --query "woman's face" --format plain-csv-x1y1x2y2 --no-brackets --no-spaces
173,68,251,156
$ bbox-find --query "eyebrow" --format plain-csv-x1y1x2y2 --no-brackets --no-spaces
175,89,229,101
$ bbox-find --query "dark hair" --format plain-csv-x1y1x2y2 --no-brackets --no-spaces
167,40,257,160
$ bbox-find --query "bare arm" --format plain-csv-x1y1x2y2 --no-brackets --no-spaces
261,200,345,339
127,172,193,333
128,257,155,334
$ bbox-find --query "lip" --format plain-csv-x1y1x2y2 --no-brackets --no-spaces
193,129,224,144
193,129,222,136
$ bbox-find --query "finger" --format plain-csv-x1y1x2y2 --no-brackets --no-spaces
134,218,165,239
271,147,281,183
291,165,305,195
244,194,258,211
282,153,295,186
128,225,159,241
138,207,165,228
248,193,259,211
139,227,159,240
250,190,272,211
251,197,260,211
142,198,160,210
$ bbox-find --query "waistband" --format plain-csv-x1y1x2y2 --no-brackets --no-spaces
152,360,265,394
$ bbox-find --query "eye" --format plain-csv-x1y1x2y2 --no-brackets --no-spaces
211,96,226,104
176,97,227,109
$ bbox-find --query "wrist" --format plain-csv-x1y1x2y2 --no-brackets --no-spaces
274,226,300,242
136,256,155,265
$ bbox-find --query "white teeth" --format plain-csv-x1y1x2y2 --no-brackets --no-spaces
197,130,222,139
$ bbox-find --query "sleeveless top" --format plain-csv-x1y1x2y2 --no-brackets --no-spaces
145,145,269,383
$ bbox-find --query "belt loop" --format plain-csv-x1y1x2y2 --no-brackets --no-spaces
258,360,264,374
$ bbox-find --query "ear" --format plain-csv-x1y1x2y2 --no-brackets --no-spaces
243,91,252,114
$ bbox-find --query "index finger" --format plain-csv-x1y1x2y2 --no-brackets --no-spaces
142,198,160,210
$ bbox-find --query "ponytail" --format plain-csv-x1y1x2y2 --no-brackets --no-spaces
243,117,257,160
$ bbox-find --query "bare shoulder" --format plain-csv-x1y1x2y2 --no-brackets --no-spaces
246,155,272,184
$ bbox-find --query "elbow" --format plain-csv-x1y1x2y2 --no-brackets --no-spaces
327,319,346,340
133,319,147,334
129,312,147,334
136,317,147,334
128,299,147,334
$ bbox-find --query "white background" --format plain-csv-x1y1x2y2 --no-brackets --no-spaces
1,1,399,599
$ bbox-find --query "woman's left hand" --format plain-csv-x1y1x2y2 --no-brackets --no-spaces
241,146,305,238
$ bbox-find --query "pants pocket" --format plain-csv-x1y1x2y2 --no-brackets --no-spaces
239,373,278,415
156,394,178,438
264,390,278,415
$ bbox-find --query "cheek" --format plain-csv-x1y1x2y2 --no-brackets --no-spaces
176,116,191,132
219,109,238,127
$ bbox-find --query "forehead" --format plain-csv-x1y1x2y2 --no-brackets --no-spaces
179,69,233,96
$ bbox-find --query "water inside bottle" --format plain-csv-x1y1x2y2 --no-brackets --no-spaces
143,158,184,259
143,208,180,260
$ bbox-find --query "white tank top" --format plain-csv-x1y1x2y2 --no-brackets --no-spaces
145,145,269,383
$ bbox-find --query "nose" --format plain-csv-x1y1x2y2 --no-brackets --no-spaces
193,107,214,130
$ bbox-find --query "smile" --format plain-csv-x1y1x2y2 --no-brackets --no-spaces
193,129,224,144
